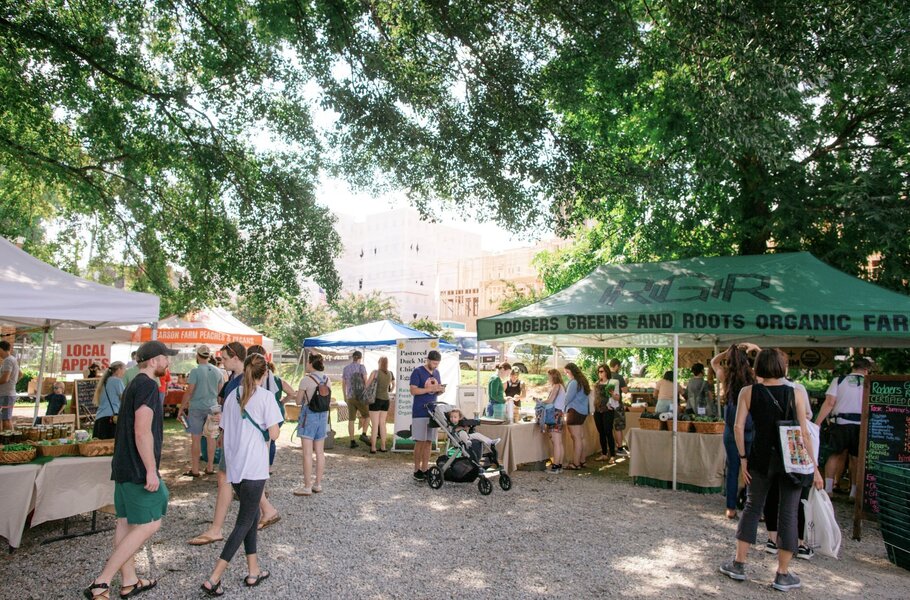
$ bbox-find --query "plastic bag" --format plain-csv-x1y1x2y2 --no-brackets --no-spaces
803,487,841,558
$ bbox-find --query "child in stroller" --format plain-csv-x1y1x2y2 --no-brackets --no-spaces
425,402,512,495
448,409,501,456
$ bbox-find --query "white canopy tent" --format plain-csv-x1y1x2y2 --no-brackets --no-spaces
0,236,160,418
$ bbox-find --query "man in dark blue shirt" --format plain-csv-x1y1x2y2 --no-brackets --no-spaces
409,350,443,480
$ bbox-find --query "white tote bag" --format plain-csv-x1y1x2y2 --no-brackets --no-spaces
777,424,816,475
803,487,842,558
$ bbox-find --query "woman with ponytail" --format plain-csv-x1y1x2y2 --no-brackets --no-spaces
92,361,126,439
200,353,282,596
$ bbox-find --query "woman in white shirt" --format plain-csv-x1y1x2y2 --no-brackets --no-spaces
544,369,567,474
201,354,282,596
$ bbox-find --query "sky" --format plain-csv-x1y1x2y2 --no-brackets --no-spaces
317,178,550,252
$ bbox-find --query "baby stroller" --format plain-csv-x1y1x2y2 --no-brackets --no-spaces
425,402,512,495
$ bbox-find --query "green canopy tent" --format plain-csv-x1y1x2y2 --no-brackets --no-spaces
477,252,910,489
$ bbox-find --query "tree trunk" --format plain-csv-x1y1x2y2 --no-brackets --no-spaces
735,155,772,255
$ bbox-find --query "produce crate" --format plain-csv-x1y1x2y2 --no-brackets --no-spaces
692,421,725,434
639,418,661,431
875,461,910,484
884,543,910,572
670,420,693,433
0,447,37,464
77,439,115,457
35,443,79,458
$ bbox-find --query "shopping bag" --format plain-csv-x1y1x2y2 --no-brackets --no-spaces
803,487,841,558
777,424,815,475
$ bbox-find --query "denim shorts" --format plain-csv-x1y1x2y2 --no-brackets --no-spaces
298,406,328,441
185,408,209,435
0,395,16,420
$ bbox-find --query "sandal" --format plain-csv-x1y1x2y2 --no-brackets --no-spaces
244,570,270,587
564,464,580,470
182,470,202,478
204,468,217,475
188,534,224,546
83,582,110,600
201,579,224,597
258,514,281,531
119,578,157,599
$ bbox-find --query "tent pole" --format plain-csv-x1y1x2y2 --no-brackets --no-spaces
151,321,158,341
475,349,481,417
672,334,679,491
32,320,51,422
713,340,721,417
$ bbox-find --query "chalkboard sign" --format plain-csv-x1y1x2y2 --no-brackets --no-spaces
74,378,100,426
853,375,910,539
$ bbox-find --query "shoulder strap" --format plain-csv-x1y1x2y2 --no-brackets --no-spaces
237,388,268,440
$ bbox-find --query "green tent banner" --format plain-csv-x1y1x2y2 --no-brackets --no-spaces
477,253,910,348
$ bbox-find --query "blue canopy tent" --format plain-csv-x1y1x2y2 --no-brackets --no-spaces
303,319,456,350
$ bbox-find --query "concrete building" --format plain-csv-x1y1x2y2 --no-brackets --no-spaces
333,208,482,321
437,239,571,331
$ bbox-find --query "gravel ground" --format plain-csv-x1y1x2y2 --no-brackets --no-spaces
6,425,908,600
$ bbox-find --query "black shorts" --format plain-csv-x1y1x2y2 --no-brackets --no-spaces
828,423,860,457
369,399,390,412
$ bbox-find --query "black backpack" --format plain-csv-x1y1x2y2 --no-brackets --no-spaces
307,374,331,413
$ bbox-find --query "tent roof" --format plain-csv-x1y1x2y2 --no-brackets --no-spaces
304,320,457,350
477,252,910,348
0,236,160,329
132,307,273,351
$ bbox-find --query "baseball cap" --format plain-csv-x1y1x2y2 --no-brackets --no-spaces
136,340,178,362
196,344,212,358
427,350,442,362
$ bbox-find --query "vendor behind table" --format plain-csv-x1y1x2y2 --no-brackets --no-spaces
653,370,684,415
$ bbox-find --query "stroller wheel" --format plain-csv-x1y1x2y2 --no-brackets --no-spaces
478,477,493,496
426,466,443,490
499,473,512,491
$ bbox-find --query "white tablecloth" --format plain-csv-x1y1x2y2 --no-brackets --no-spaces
0,464,42,548
476,418,600,473
31,456,114,527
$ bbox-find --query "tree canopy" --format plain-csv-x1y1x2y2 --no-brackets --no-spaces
3,1,908,315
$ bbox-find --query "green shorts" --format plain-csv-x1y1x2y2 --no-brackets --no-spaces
114,480,170,525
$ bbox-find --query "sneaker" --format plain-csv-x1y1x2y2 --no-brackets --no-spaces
616,448,629,456
413,470,425,481
312,484,322,493
359,433,370,445
719,560,746,581
491,437,501,446
764,539,778,555
796,544,814,560
350,440,358,449
772,571,801,592
293,486,312,497
550,464,562,474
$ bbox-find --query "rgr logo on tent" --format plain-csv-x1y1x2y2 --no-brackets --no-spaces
598,273,773,306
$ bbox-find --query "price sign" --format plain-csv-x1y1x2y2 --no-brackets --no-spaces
853,375,910,539
74,378,100,427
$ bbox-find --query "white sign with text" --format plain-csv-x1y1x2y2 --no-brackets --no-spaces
393,338,439,449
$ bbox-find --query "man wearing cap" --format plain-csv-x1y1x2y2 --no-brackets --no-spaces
409,350,443,480
84,340,177,600
179,345,224,477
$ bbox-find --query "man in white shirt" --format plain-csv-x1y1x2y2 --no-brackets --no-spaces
815,357,872,498
0,340,21,430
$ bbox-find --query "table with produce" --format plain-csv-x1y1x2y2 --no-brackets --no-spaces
0,425,115,549
629,411,726,494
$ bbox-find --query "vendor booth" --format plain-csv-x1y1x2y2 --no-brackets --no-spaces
477,252,910,490
0,236,159,548
303,320,459,450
